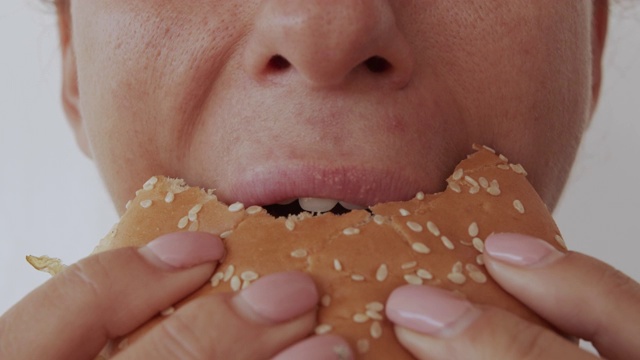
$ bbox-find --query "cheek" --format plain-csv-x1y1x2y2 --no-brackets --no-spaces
72,2,251,208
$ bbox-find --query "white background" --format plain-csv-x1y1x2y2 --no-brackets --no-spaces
1,0,639,349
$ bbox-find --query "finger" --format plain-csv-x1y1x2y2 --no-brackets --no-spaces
483,233,640,360
272,335,354,360
0,232,224,360
119,271,319,360
386,285,597,360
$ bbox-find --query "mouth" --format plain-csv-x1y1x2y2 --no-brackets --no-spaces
217,163,431,218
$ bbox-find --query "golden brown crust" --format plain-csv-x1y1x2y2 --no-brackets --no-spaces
95,146,565,359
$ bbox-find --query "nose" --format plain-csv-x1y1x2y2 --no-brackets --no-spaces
243,0,414,89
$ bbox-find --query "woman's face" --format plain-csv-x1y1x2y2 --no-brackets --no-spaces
61,1,606,214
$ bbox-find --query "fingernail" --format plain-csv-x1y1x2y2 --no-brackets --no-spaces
386,285,480,337
236,271,318,324
139,232,225,269
485,233,564,267
273,335,353,360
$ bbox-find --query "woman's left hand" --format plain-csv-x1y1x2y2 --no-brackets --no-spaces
385,233,640,360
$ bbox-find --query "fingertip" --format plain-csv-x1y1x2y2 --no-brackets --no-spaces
140,232,225,269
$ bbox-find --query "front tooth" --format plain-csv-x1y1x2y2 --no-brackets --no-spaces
299,198,339,213
339,201,366,210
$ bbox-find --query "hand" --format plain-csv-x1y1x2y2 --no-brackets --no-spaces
0,232,352,360
385,233,640,360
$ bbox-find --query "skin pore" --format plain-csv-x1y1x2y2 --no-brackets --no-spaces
58,1,606,217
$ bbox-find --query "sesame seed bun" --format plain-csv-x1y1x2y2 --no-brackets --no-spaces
93,145,566,359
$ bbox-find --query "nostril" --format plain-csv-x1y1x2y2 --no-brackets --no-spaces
267,55,291,71
364,56,392,74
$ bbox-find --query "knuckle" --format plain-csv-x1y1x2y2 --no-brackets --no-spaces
509,324,554,360
57,254,113,304
598,265,639,297
152,311,214,359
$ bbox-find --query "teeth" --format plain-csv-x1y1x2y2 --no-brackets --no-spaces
298,198,339,213
339,201,366,210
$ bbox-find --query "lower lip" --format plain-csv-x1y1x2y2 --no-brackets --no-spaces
224,163,422,207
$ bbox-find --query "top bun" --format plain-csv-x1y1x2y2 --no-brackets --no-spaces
93,145,566,359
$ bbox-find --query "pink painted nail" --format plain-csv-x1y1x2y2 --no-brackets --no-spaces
485,233,564,267
238,271,318,323
386,285,480,337
273,335,353,360
139,232,225,269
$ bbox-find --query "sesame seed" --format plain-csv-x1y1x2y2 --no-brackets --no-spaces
220,230,233,239
333,345,350,359
353,313,369,323
376,264,388,282
404,274,423,285
373,214,385,225
315,324,333,335
246,205,262,215
228,202,245,212
465,176,479,187
452,261,463,274
416,269,433,280
189,204,203,216
406,221,423,232
555,234,567,249
366,302,384,312
343,227,360,236
241,279,251,289
441,236,455,250
469,271,487,283
333,259,343,271
366,310,383,320
285,218,295,231
210,272,224,287
188,220,199,231
449,182,462,193
476,254,485,265
412,242,431,254
230,275,241,291
468,222,479,237
357,339,370,354
351,274,365,281
499,154,509,162
223,265,235,282
426,221,441,237
370,321,383,339
487,186,501,196
513,199,525,214
469,185,480,194
498,164,510,170
188,213,198,222
465,263,481,272
401,261,418,270
321,294,332,307
143,176,159,191
161,306,175,316
291,249,308,258
136,190,142,196
241,271,259,281
140,199,153,208
415,191,425,200
452,168,464,181
510,163,527,175
165,191,175,203
178,216,189,229
482,145,496,153
399,208,411,216
472,237,485,253
447,272,467,284
479,177,489,188
125,200,132,209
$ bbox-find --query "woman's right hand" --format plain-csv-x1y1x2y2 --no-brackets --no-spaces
0,232,353,360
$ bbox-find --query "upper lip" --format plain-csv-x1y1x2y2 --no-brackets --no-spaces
217,163,428,207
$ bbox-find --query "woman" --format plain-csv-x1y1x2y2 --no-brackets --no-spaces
1,1,638,359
